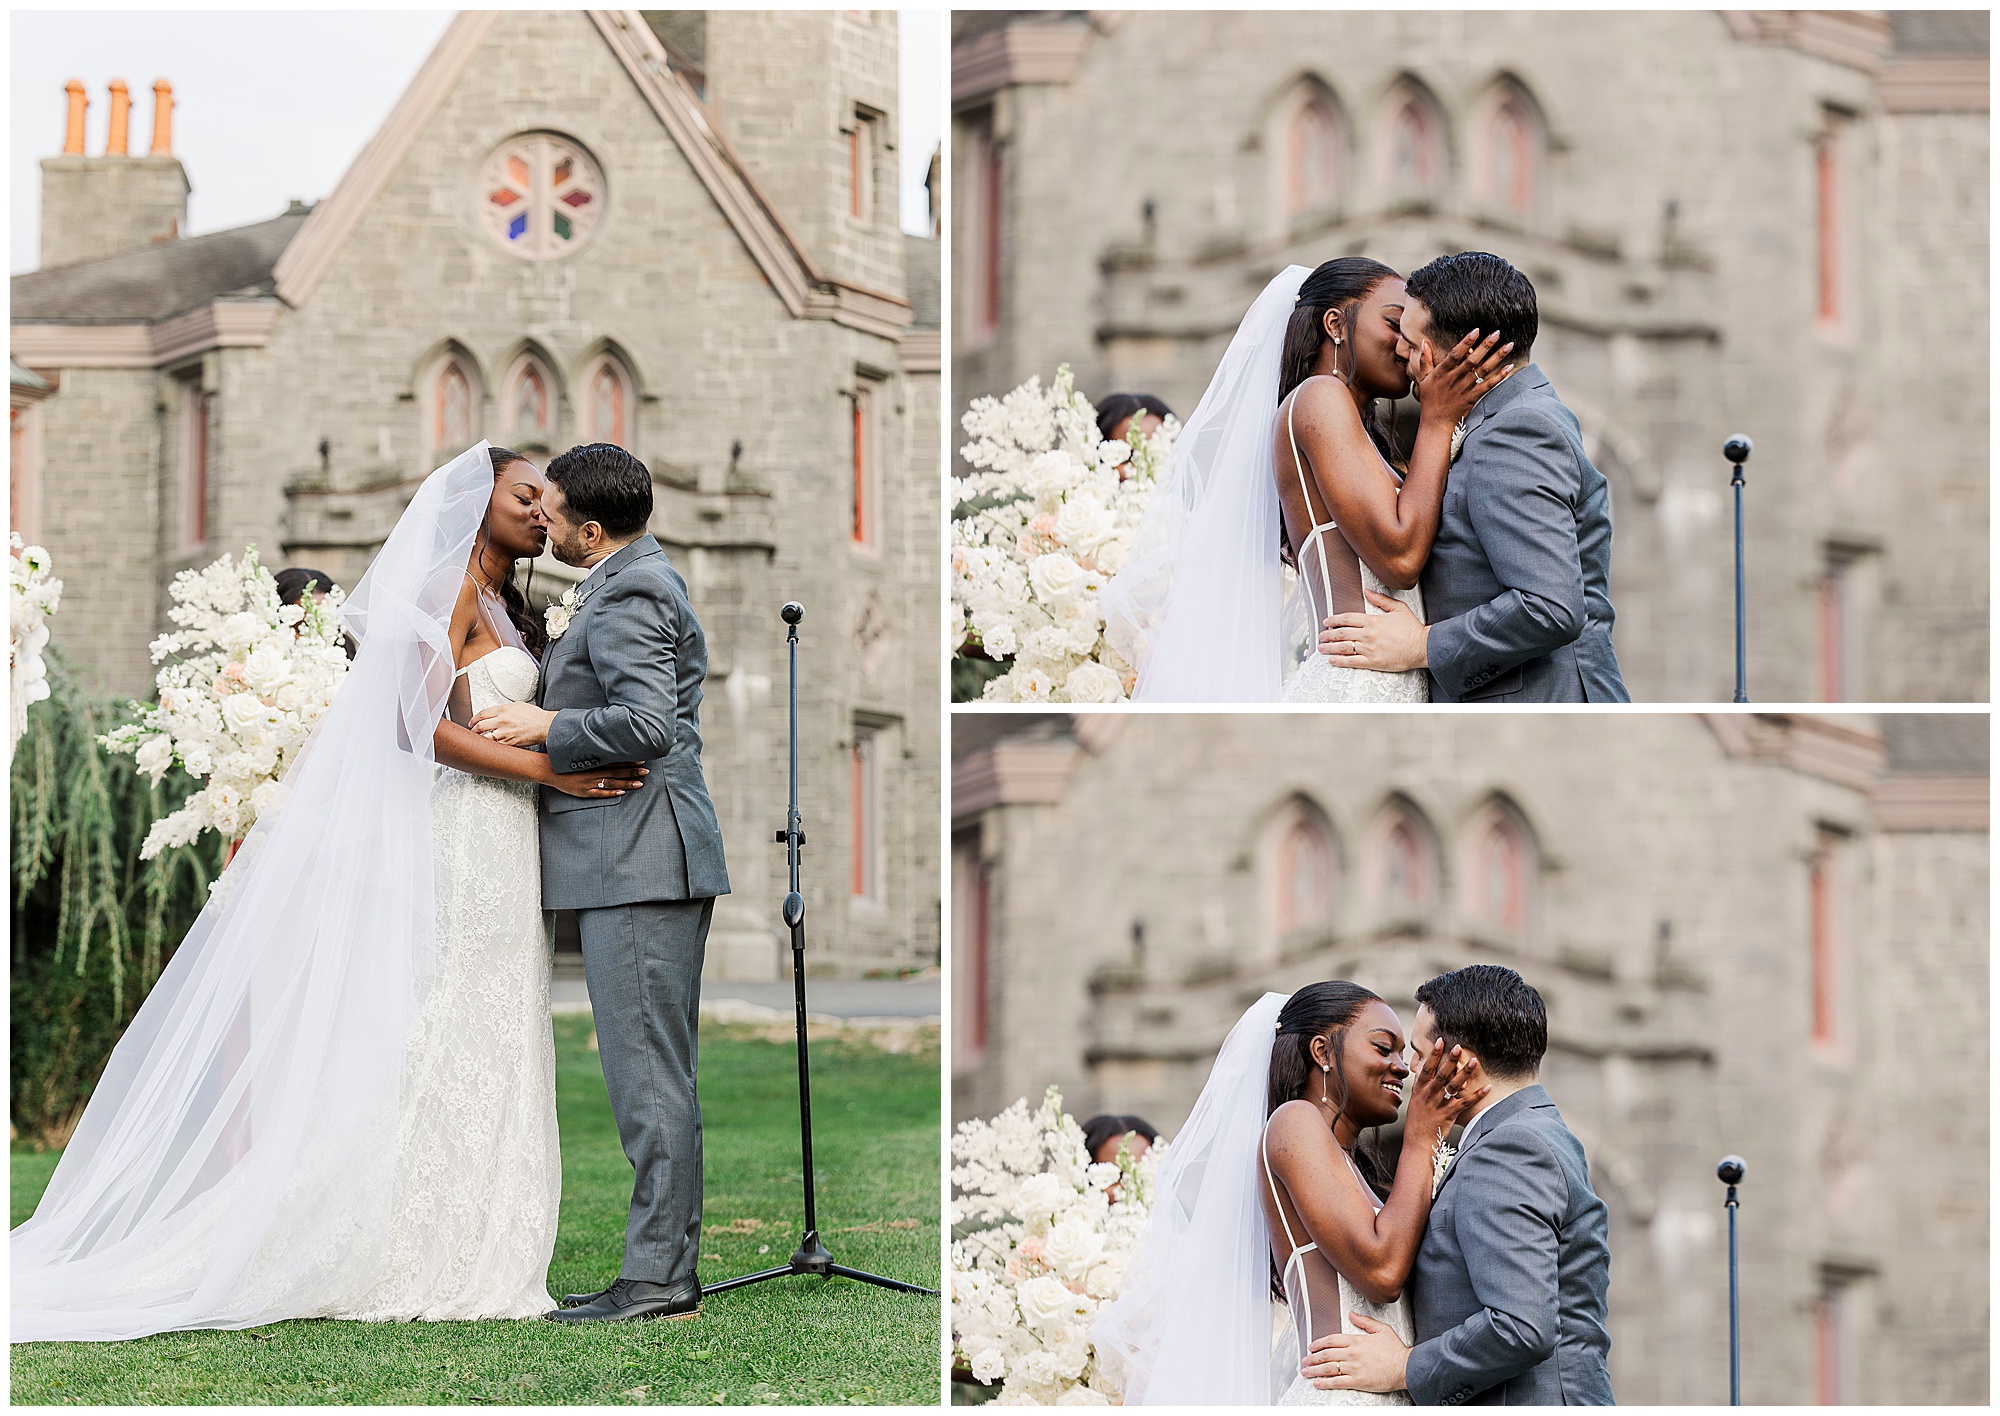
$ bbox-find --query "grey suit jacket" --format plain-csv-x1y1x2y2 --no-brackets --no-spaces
1421,366,1630,703
1404,1086,1613,1406
535,535,730,908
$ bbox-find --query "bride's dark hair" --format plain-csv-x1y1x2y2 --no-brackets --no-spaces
481,446,549,660
1266,981,1393,1299
1273,258,1406,568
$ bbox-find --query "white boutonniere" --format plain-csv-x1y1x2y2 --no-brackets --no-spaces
1449,418,1469,465
1430,1127,1457,1199
544,584,585,640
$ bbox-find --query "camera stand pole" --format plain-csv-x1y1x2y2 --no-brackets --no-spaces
701,602,936,1301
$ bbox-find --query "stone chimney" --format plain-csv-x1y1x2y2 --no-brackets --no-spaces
39,78,190,270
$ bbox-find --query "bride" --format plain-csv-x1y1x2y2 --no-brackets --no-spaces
1101,261,1510,703
12,443,645,1341
1093,985,1483,1404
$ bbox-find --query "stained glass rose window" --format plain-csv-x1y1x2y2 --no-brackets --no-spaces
478,133,605,259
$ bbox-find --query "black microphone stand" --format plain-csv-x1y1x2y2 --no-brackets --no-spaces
701,601,937,1301
1717,1155,1746,1404
1724,436,1752,702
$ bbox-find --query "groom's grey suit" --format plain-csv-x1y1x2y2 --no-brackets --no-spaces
1420,365,1630,703
537,533,729,1291
1404,1085,1613,1406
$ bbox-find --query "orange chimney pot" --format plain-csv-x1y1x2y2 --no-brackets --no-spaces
107,79,130,155
62,79,87,155
150,80,174,156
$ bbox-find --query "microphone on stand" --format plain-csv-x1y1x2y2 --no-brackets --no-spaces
1717,1155,1746,1404
1723,437,1752,702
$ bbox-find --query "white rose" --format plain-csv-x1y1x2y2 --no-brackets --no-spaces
1015,667,1055,702
1026,626,1071,663
1024,449,1076,500
181,745,214,777
218,612,263,654
242,644,292,695
274,681,307,713
1056,1384,1111,1405
1054,492,1113,554
981,621,1019,660
1013,1172,1069,1223
1017,1274,1091,1330
1092,532,1132,577
1063,663,1123,704
134,733,175,780
1082,1261,1123,1299
1042,1217,1105,1279
250,779,288,820
1029,553,1085,603
209,784,243,837
221,692,274,735
970,1348,1006,1383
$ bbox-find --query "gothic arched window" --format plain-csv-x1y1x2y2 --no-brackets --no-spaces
1275,806,1336,938
1481,87,1541,218
1285,91,1344,218
431,356,478,459
1467,801,1535,935
583,355,632,447
1376,801,1436,917
1383,86,1444,197
505,354,554,446
478,132,606,260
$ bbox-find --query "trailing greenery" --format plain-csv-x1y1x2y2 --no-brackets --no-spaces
11,653,220,1148
12,1016,942,1405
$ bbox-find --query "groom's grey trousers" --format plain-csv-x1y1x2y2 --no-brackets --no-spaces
537,536,732,1292
577,897,713,1288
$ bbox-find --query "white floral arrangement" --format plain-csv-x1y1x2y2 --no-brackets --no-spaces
952,368,1178,703
9,533,63,756
100,548,351,858
951,1086,1162,1405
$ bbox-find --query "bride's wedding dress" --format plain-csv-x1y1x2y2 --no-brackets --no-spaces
1277,395,1429,706
1264,1139,1414,1406
330,645,559,1321
11,445,560,1342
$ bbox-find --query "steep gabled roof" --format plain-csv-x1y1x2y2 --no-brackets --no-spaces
12,211,308,323
272,10,909,338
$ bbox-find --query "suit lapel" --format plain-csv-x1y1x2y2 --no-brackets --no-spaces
1431,1085,1549,1199
1460,364,1550,441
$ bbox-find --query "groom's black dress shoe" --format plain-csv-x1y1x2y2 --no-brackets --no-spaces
559,1286,611,1308
544,1278,700,1323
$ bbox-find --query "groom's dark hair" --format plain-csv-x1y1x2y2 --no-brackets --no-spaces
1415,965,1546,1081
1404,251,1538,362
546,443,653,539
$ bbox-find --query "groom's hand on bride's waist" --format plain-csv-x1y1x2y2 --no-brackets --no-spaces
471,701,558,748
1304,1312,1410,1394
1319,591,1429,673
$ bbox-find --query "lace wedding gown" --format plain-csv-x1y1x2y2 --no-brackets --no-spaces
1277,397,1430,705
326,644,560,1321
1265,1137,1415,1407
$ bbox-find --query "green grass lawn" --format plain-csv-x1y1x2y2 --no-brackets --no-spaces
10,1013,941,1405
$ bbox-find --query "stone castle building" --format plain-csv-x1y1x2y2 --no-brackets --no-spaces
12,10,941,981
951,11,1989,703
951,712,1987,1404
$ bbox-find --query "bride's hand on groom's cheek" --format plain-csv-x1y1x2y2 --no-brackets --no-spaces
1304,1313,1410,1393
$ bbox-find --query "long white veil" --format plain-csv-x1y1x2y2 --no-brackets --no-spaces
1093,992,1286,1404
1101,267,1308,702
11,444,495,1341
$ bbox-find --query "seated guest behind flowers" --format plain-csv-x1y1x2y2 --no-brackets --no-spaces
1094,393,1176,481
1082,1113,1160,1165
274,566,356,659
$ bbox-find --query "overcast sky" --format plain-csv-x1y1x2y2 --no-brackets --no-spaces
11,9,945,274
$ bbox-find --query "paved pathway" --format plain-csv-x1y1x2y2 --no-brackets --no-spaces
552,973,939,1023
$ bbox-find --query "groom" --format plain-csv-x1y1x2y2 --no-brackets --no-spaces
1302,965,1613,1404
470,442,730,1324
1318,252,1629,702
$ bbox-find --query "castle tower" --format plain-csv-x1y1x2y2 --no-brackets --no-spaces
39,79,189,269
